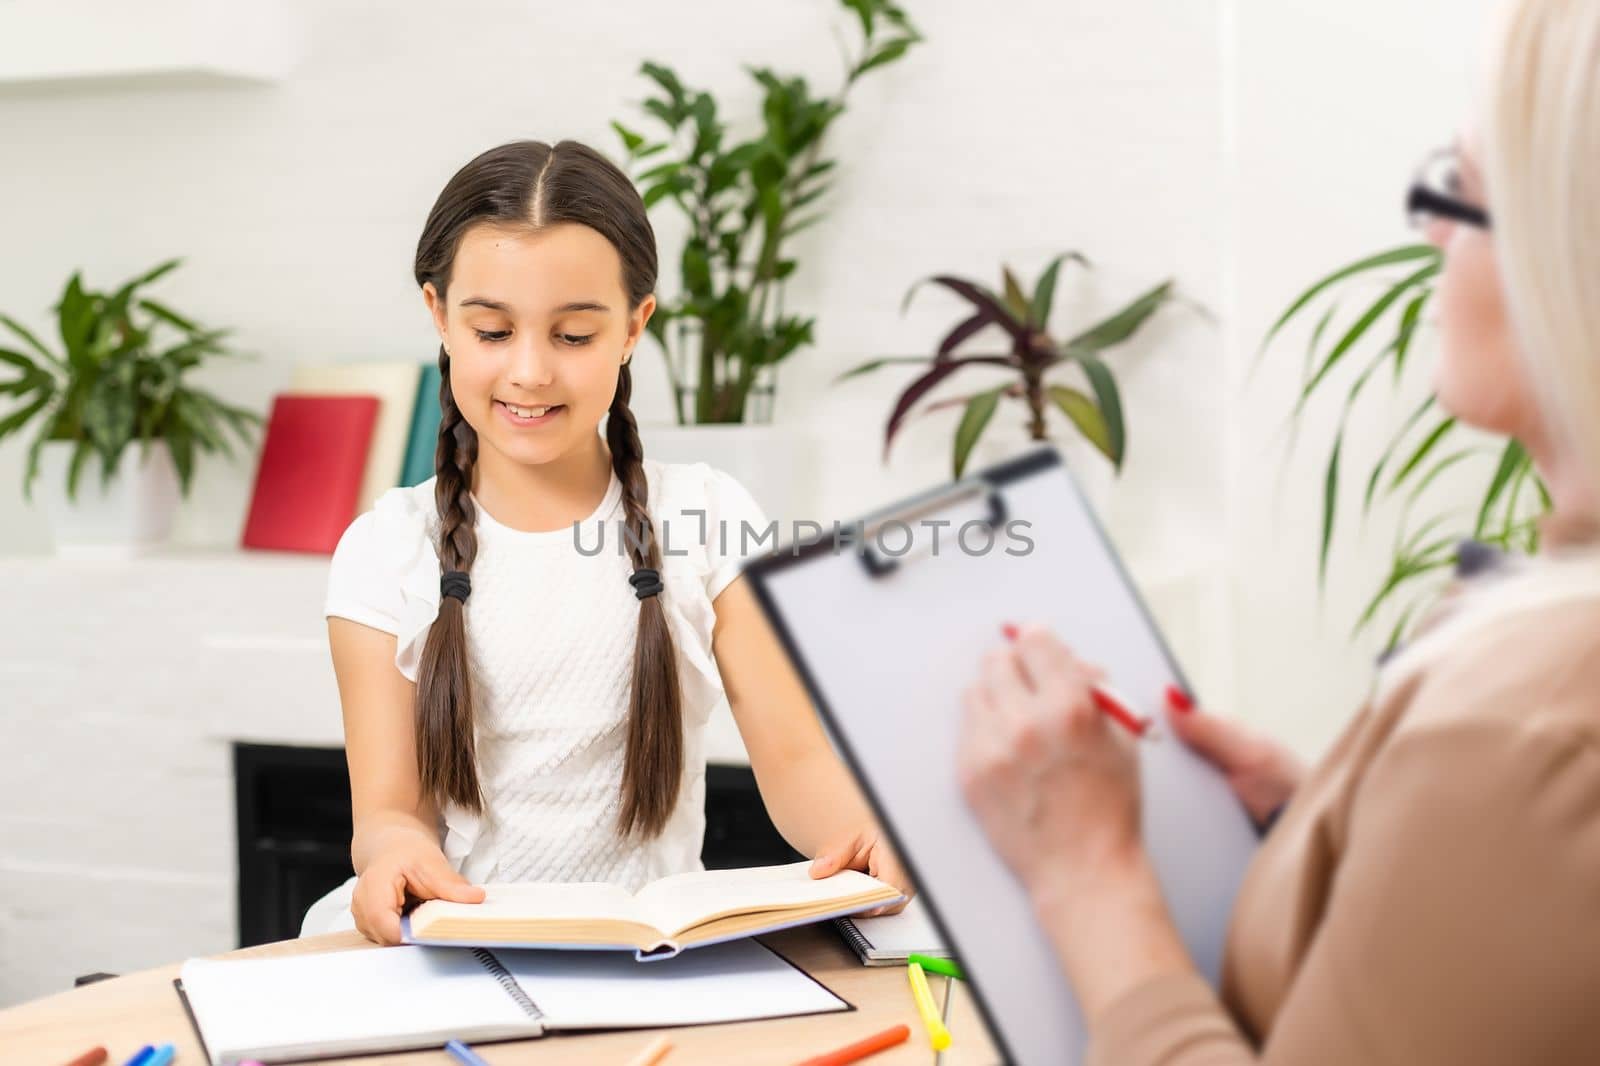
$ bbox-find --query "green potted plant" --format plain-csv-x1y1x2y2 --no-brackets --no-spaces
1262,243,1547,648
0,259,259,556
610,0,919,523
613,0,920,426
837,255,1182,480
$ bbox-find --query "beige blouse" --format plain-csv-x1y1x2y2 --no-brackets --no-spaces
1092,536,1600,1065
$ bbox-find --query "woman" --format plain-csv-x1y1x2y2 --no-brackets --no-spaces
960,0,1600,1061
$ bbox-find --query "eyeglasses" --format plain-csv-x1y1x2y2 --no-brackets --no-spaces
1407,147,1491,230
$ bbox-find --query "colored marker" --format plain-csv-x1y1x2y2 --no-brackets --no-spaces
908,961,952,1050
141,1047,175,1066
622,1034,673,1066
120,1047,154,1066
445,1039,492,1066
795,1024,911,1066
64,1048,108,1066
908,953,965,981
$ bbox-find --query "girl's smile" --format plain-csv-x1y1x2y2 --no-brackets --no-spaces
494,399,566,427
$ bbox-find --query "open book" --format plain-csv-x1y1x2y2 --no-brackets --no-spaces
178,937,848,1065
402,862,904,959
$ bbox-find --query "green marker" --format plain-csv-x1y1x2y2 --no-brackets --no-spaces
909,953,965,980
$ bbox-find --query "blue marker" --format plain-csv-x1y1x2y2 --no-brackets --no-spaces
142,1046,176,1066
121,1047,154,1066
445,1039,492,1066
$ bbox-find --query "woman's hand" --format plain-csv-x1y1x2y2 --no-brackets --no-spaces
957,626,1144,901
1165,688,1304,828
351,833,485,945
957,626,1197,1017
809,826,913,916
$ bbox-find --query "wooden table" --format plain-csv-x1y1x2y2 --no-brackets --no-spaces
0,926,1002,1065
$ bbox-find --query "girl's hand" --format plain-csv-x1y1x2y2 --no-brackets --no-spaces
1165,688,1304,828
957,626,1144,902
809,826,913,916
351,836,485,945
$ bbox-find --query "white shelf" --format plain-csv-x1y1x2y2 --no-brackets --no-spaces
0,0,296,90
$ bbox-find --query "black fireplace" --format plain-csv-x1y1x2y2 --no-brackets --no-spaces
233,743,802,947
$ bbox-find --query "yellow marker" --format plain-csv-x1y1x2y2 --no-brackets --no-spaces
907,961,952,1051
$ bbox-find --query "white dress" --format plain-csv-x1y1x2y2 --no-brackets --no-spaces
300,458,767,935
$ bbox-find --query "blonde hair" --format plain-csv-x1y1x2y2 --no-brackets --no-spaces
1376,0,1600,700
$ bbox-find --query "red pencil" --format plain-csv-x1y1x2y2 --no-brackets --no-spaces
1000,623,1158,740
63,1048,107,1066
794,1023,911,1066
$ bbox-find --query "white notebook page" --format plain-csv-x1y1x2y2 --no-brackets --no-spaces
180,946,532,1063
496,937,846,1029
842,898,948,957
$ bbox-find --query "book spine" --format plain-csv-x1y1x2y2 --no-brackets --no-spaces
471,948,544,1022
833,917,874,960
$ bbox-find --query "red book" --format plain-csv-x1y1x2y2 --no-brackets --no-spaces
242,393,381,554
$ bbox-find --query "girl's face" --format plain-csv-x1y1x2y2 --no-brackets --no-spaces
1422,134,1544,448
422,221,654,471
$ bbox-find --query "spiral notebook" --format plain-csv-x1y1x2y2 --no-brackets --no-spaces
177,939,847,1065
834,899,951,966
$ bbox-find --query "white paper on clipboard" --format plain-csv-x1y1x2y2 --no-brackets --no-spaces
742,446,1258,1066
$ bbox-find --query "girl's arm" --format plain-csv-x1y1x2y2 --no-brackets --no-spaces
709,577,911,907
329,618,484,942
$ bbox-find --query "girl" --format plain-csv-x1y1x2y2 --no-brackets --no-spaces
302,140,907,943
959,1,1600,1062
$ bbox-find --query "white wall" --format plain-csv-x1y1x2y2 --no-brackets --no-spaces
1226,0,1491,753
0,0,1491,1005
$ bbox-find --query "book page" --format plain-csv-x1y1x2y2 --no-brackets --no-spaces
635,862,896,937
411,881,647,937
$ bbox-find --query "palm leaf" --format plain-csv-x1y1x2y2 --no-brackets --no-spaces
1046,384,1113,461
1068,350,1124,467
1029,252,1088,333
1296,261,1437,414
0,314,64,369
1000,268,1030,325
833,355,943,384
883,358,991,458
902,276,1028,344
1364,395,1436,515
1387,417,1457,495
1064,281,1173,353
1474,439,1528,538
1258,244,1438,359
952,387,1004,477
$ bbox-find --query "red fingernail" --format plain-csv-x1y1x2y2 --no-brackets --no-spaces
1166,685,1194,712
1001,623,1020,641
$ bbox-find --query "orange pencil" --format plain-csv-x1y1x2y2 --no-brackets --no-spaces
794,1023,911,1066
63,1048,107,1066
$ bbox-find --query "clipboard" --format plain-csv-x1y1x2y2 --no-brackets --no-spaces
742,446,1258,1066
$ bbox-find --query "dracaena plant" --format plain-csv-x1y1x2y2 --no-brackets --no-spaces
1264,242,1549,647
611,0,920,425
0,259,260,500
837,255,1179,477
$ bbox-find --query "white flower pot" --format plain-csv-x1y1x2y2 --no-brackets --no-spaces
36,440,181,559
639,423,814,529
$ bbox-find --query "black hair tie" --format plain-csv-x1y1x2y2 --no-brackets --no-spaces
628,568,663,601
440,570,472,603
